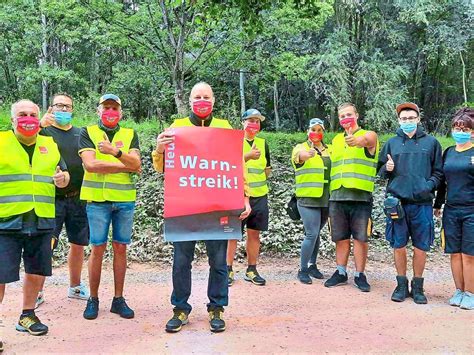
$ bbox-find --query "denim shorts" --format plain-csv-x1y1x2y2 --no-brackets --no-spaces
86,202,135,246
385,204,434,251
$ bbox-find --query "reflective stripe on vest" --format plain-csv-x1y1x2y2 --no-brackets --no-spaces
0,131,59,218
244,136,268,197
80,125,136,202
291,142,327,198
329,129,379,193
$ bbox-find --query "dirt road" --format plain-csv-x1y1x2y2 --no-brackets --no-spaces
1,255,473,354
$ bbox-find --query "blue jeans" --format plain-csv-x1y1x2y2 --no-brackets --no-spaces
297,202,328,270
86,202,135,246
171,240,228,313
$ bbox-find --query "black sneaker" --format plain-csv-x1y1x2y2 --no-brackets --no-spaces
354,273,371,292
324,270,348,288
244,269,266,286
110,297,135,319
209,308,226,333
165,309,189,333
297,270,312,284
15,313,48,336
308,265,324,279
83,297,99,320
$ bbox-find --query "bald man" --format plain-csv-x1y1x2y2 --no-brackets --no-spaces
154,82,251,333
0,100,69,338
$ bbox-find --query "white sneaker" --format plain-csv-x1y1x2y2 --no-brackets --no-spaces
35,291,45,309
459,291,474,310
448,289,464,307
68,283,89,300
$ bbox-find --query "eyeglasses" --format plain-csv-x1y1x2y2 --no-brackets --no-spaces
452,127,472,133
399,116,418,122
52,103,73,110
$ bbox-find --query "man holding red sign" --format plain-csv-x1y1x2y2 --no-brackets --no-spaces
153,82,251,333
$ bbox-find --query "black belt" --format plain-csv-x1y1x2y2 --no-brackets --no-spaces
57,190,80,199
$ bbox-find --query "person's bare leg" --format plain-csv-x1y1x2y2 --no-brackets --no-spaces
226,240,237,266
88,244,106,298
394,247,408,276
0,284,4,303
335,240,350,267
413,247,427,277
450,253,464,291
69,243,85,287
462,254,474,293
112,242,127,297
353,240,368,272
246,229,261,266
23,274,44,310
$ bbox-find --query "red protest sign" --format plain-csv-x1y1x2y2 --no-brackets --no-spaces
164,126,245,219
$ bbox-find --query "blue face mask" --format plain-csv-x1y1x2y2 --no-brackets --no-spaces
54,111,72,126
452,131,471,145
400,122,417,134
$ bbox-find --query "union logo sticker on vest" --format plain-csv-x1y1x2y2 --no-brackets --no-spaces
39,146,48,154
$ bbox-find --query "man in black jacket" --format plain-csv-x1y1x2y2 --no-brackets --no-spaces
378,102,443,304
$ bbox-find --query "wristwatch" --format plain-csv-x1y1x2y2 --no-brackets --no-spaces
114,149,123,158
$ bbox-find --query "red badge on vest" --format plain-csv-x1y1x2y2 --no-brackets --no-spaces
115,141,124,148
39,146,48,154
220,216,229,225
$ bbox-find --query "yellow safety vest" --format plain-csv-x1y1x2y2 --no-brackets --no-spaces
330,129,379,193
244,136,269,197
0,131,60,218
292,142,327,198
80,125,136,202
171,117,232,129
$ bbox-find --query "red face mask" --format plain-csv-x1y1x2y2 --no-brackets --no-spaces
192,100,213,119
101,109,121,128
339,117,355,128
308,132,323,143
16,116,40,137
245,121,260,135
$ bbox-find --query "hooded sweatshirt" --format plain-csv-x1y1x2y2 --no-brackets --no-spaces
378,126,443,205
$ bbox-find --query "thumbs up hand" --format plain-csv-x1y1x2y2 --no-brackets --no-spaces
40,106,55,128
386,154,395,172
247,142,261,160
53,165,67,187
98,132,117,155
344,126,357,147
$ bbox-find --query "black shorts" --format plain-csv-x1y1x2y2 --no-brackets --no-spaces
0,232,53,283
242,195,269,232
329,201,372,242
442,205,474,256
53,194,89,246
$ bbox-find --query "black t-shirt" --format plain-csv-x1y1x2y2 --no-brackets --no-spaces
40,125,83,195
78,125,140,152
245,139,271,167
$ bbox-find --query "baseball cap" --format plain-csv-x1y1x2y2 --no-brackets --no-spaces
308,118,325,130
396,102,419,116
99,94,121,106
241,108,265,122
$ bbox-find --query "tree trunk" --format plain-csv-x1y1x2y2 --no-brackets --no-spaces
40,13,48,110
460,51,468,104
239,69,246,115
274,80,280,130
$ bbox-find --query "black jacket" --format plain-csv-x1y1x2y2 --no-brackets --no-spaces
378,126,443,204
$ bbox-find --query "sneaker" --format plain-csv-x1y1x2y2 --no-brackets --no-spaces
110,297,135,319
244,269,266,286
354,273,371,292
228,270,235,287
297,270,312,284
0,340,3,352
15,313,48,336
459,291,474,310
308,265,324,279
165,309,189,333
35,291,44,309
209,308,226,333
449,289,464,307
83,297,99,320
68,283,90,300
324,270,348,288
0,318,4,352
